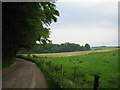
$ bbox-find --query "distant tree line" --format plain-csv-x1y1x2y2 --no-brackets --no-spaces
17,42,91,54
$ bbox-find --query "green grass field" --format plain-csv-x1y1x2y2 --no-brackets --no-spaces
18,47,119,88
23,47,118,57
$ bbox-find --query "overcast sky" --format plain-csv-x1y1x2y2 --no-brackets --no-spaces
49,0,118,47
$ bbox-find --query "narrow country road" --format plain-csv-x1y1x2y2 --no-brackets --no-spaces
3,58,48,88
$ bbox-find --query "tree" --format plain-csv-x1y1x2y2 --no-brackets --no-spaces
2,2,59,66
84,43,91,50
17,42,91,54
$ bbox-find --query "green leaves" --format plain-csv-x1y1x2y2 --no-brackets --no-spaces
3,2,59,63
85,43,91,50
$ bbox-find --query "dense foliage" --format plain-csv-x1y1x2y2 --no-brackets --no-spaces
85,43,91,50
17,42,91,54
2,2,59,66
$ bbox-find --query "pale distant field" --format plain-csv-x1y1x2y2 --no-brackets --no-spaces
23,47,118,57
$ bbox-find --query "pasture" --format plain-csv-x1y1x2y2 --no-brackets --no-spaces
18,47,119,88
23,47,117,57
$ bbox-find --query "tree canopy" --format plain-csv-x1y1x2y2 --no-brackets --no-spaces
2,2,59,65
17,42,91,54
85,43,91,50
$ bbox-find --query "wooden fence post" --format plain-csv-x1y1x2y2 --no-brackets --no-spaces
73,69,76,83
55,65,59,74
60,64,63,75
94,75,100,90
49,61,52,71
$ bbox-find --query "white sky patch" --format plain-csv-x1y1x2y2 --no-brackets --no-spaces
49,1,118,46
49,26,118,47
36,41,40,44
57,0,119,3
